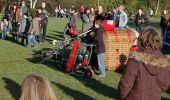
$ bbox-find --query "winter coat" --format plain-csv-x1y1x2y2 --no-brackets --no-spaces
118,47,170,100
160,15,169,29
30,17,40,35
95,12,105,21
10,9,21,23
21,6,28,15
95,26,106,54
134,14,148,27
82,13,92,32
37,13,47,27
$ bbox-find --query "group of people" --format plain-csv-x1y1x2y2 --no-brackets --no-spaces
0,1,48,47
55,5,69,18
0,2,170,100
63,4,170,100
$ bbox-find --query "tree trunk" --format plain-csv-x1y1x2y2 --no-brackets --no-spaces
155,0,160,16
33,0,37,9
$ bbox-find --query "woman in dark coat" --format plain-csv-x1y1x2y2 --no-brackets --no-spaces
134,8,148,34
118,27,170,100
10,3,21,40
160,9,169,41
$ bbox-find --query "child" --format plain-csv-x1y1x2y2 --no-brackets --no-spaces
0,18,11,40
20,13,30,45
27,32,38,47
28,14,40,47
94,20,106,77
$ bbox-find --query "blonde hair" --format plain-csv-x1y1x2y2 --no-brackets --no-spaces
20,74,57,100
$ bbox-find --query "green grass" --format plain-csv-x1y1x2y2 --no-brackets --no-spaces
0,17,169,100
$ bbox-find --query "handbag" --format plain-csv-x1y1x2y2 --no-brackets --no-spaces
69,27,76,35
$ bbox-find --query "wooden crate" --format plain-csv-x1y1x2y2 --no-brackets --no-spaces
104,28,137,71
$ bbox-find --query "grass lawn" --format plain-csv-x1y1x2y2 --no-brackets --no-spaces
0,17,169,100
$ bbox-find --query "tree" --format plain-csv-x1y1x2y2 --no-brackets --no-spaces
155,0,160,16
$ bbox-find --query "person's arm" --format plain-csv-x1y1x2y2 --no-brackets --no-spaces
118,59,139,100
82,14,90,23
123,12,128,27
144,15,149,24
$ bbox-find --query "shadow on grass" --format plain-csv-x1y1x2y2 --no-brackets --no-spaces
46,34,63,41
71,76,118,99
2,77,20,100
26,48,70,71
49,30,64,35
52,82,95,100
27,48,118,99
6,36,21,46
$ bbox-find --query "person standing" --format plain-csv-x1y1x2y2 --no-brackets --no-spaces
41,2,48,42
114,5,128,28
20,13,30,46
94,20,106,77
82,7,92,32
134,8,148,34
21,1,28,16
0,18,11,40
95,5,105,21
55,6,59,19
160,9,169,41
37,7,46,42
89,7,95,24
118,27,170,100
10,3,20,40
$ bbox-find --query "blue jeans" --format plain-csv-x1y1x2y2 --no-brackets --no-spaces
161,28,167,41
28,34,38,46
1,31,7,39
97,53,106,75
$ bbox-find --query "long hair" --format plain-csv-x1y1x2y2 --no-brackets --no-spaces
162,10,169,21
20,74,57,100
138,27,163,50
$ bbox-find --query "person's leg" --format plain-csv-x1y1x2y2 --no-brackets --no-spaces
97,53,106,76
161,28,165,41
1,32,4,39
21,32,25,45
32,35,38,46
42,24,47,42
163,28,168,42
27,35,32,47
136,25,140,34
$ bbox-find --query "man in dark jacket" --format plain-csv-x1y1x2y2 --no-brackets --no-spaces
118,27,170,100
94,20,106,77
134,8,148,34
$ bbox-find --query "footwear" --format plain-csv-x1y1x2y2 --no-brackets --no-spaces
98,74,106,77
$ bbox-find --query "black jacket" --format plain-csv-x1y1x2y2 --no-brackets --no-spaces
134,14,148,26
95,26,105,54
160,15,169,28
